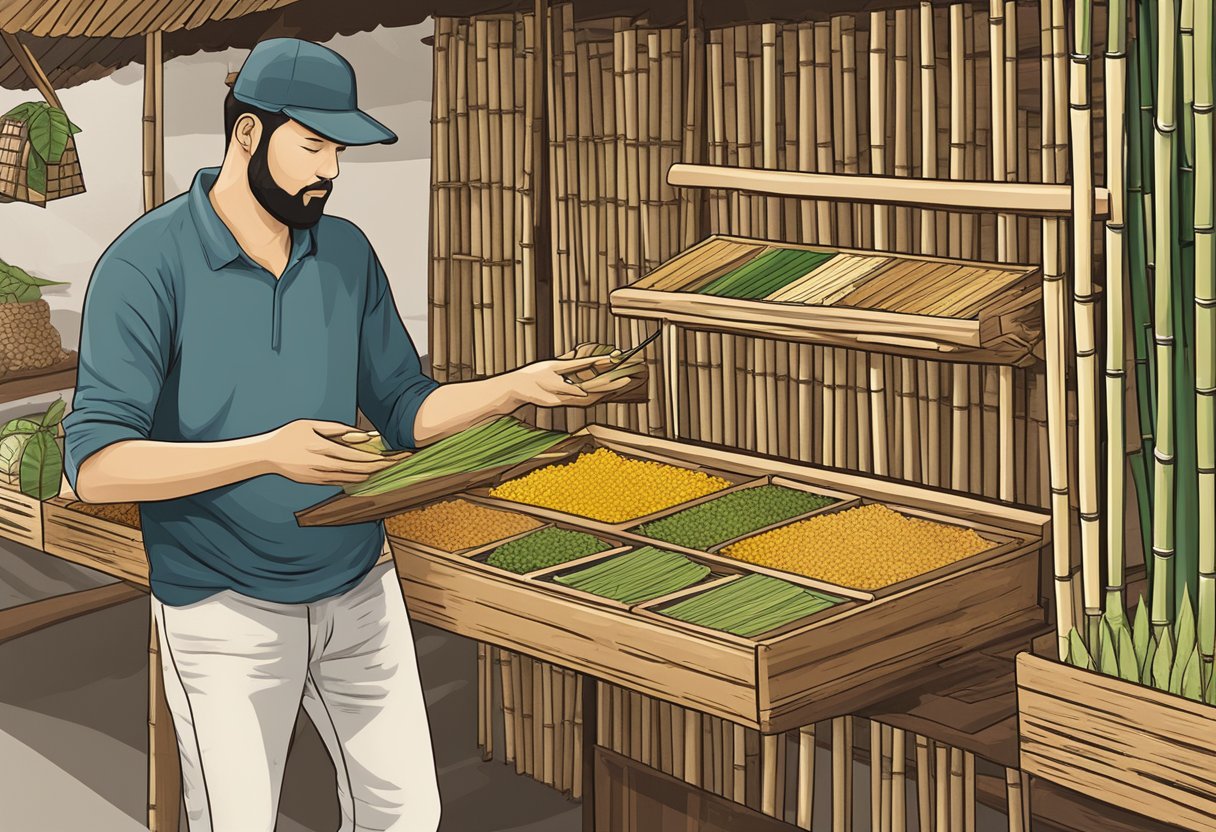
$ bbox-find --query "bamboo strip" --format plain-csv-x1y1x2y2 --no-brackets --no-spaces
870,720,882,828
894,9,913,251
919,3,939,255
798,24,816,242
841,16,859,246
832,716,853,832
1005,768,1026,832
949,747,963,831
962,4,977,259
542,662,555,786
814,22,833,241
573,671,583,800
734,724,747,804
948,5,965,260
554,663,566,791
477,642,487,757
917,735,933,831
763,732,780,816
880,723,893,832
935,744,949,832
964,752,975,832
685,709,702,787
797,725,815,829
892,728,907,832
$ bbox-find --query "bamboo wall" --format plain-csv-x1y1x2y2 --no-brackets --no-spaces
432,1,1149,829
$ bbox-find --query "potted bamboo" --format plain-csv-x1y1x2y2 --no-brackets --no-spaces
1017,0,1216,828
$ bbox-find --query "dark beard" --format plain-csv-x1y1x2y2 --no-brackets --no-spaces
247,137,332,229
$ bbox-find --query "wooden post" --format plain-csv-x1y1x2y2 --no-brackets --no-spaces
148,604,182,832
143,30,164,212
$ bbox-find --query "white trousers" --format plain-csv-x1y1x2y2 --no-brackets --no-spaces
151,558,442,832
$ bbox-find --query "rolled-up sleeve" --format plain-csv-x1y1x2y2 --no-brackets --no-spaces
356,245,440,451
62,255,173,495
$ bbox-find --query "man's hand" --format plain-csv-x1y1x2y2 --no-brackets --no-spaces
259,419,402,485
509,355,639,408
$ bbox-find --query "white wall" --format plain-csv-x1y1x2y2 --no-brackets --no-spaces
0,21,435,424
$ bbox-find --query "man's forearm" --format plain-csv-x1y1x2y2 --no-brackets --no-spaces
411,374,523,446
73,436,270,503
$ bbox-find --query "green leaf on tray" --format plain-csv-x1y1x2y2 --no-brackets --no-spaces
19,430,62,501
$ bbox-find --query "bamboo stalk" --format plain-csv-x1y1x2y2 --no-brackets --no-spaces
734,724,747,804
553,664,566,791
500,649,516,765
1152,0,1180,634
948,5,965,260
880,723,892,832
870,721,882,827
964,752,975,832
814,22,834,242
1195,0,1216,669
542,662,555,786
832,717,853,832
1071,0,1102,646
573,671,583,799
1005,768,1026,832
1105,0,1131,621
762,732,780,816
962,4,977,259
684,709,702,787
841,17,859,247
797,725,815,829
894,9,913,252
892,728,907,832
934,744,949,832
919,3,939,255
477,642,487,756
917,735,933,832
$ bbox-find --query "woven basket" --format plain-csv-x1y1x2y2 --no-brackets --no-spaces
0,114,85,207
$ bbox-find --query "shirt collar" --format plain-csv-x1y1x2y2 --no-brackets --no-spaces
188,166,318,272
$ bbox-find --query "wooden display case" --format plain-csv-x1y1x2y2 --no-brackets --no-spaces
1017,652,1216,832
393,423,1048,732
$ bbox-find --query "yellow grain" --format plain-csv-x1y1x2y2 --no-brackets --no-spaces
385,498,544,552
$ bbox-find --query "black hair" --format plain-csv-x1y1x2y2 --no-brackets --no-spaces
223,88,291,150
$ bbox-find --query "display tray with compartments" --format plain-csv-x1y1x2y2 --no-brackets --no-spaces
389,423,1048,732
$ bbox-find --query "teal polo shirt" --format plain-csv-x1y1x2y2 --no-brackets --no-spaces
62,166,440,606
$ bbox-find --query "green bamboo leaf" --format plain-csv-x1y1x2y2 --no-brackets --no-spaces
18,430,61,501
44,107,70,163
1067,628,1095,670
1173,590,1198,690
1182,647,1203,701
1099,618,1119,677
1133,596,1152,674
40,399,65,427
26,151,46,197
1117,625,1141,683
1143,630,1158,685
1153,628,1175,692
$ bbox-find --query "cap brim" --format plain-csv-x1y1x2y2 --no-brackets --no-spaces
280,105,398,146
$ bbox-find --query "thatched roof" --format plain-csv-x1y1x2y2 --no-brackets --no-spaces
1,0,965,94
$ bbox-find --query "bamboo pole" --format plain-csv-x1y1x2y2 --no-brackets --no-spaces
870,721,882,828
880,723,893,832
892,728,907,832
1152,0,1180,635
797,725,815,829
841,17,860,247
684,709,702,787
962,4,977,259
832,717,852,832
917,735,933,832
1105,0,1131,621
733,724,747,804
919,3,939,255
964,752,975,832
1070,0,1102,647
477,643,488,757
894,9,913,252
142,31,164,212
1195,0,1216,670
934,744,949,832
814,22,834,242
952,364,970,492
948,5,965,260
1005,768,1027,832
500,650,516,765
573,671,583,799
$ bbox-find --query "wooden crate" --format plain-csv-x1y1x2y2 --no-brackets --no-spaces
393,423,1047,732
42,496,147,585
1017,652,1216,832
0,480,42,550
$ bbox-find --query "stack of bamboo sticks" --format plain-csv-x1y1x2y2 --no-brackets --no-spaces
430,12,541,384
478,648,585,800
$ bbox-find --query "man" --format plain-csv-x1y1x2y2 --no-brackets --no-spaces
62,37,627,832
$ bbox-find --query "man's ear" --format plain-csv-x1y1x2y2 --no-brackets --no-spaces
233,113,262,155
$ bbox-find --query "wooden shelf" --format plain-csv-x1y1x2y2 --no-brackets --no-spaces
609,236,1043,367
0,351,77,405
392,423,1048,733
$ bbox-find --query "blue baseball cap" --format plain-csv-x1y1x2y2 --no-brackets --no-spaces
232,38,397,146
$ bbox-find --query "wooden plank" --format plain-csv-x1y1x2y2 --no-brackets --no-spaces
0,581,144,645
148,601,182,832
42,497,148,586
1018,652,1216,832
0,352,77,405
0,481,43,549
666,162,1111,217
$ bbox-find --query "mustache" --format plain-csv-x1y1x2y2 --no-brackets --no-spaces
295,179,332,198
